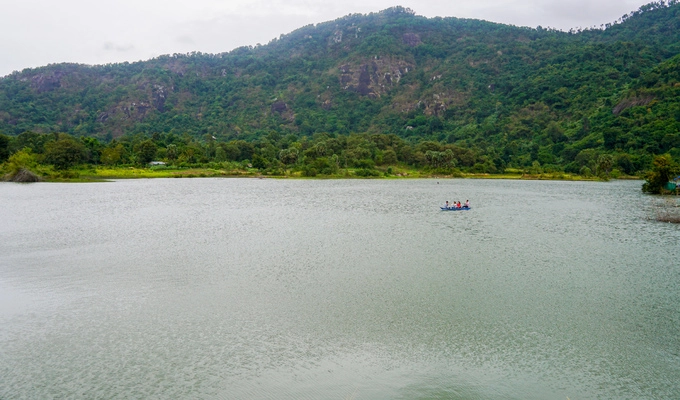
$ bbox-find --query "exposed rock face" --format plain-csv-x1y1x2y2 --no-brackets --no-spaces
402,33,421,47
331,30,343,44
337,56,469,116
152,85,167,112
328,24,360,46
163,61,187,76
270,100,294,121
271,101,288,113
123,102,152,118
612,96,654,115
417,92,462,116
338,57,413,98
31,72,62,93
8,168,42,182
89,79,176,137
357,65,372,96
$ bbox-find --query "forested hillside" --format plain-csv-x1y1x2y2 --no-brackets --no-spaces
1,1,680,177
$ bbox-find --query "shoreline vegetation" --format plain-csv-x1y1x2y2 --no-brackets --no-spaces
3,164,635,183
6,162,679,223
2,133,676,222
0,130,670,186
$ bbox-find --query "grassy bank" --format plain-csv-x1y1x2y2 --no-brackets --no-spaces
83,167,246,179
76,166,609,181
3,164,632,182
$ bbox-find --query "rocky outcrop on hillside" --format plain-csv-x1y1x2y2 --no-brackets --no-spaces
402,33,421,47
152,85,168,112
612,95,655,115
30,73,62,93
338,57,414,98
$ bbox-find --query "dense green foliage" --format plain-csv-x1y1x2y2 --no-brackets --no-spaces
642,154,680,193
0,130,483,177
2,2,680,181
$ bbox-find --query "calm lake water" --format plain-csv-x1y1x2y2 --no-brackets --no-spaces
0,178,678,399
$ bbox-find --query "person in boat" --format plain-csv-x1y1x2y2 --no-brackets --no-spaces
464,200,470,208
445,201,450,209
457,201,462,208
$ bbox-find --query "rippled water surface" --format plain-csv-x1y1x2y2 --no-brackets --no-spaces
1,178,678,399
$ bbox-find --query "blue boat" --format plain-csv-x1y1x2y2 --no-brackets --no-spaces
441,206,471,211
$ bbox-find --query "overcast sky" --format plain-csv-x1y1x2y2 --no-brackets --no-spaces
0,0,653,77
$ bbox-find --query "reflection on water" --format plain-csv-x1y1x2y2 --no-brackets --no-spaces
0,178,678,399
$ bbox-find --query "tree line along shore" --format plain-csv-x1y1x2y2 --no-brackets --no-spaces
1,131,643,183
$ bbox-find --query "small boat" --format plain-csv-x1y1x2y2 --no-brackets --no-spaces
440,206,471,211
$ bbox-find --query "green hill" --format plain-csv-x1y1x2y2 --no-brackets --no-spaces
1,2,680,176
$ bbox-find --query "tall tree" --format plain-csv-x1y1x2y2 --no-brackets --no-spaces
43,137,87,169
642,154,679,193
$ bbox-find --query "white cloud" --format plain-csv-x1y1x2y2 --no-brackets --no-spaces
103,42,135,52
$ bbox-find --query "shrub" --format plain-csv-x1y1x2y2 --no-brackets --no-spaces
302,167,318,177
642,154,679,194
43,139,87,169
354,168,381,177
4,149,37,174
353,159,375,169
56,170,80,179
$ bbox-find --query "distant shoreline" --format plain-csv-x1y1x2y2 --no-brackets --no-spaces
13,166,634,182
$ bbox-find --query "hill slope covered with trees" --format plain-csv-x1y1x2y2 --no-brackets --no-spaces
1,1,680,179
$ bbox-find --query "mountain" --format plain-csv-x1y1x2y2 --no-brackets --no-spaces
1,2,680,175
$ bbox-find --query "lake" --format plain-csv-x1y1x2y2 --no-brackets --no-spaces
0,178,678,399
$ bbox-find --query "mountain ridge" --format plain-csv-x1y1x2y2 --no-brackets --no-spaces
1,2,679,175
